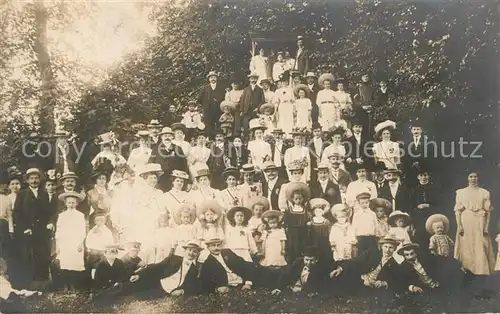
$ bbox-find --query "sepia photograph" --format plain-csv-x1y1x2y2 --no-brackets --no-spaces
0,0,498,312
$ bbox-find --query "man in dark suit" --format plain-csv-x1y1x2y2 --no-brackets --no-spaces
271,246,330,295
261,161,288,211
305,72,320,124
308,122,328,182
373,161,387,195
344,117,371,177
199,238,274,294
12,168,52,283
198,71,226,138
238,72,265,139
47,131,79,174
327,153,351,188
294,36,311,75
330,236,404,295
207,130,237,189
269,129,291,179
149,127,188,192
402,122,433,187
310,162,342,207
378,168,409,212
55,172,89,217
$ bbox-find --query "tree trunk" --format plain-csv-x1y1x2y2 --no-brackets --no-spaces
33,0,56,135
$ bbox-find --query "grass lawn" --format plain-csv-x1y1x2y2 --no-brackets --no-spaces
11,287,500,313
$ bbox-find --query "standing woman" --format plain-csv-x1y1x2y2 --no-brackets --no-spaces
87,163,113,230
238,164,263,207
219,167,242,211
372,120,401,170
190,167,220,210
247,119,272,171
316,73,340,131
162,170,190,224
454,172,495,275
127,130,152,172
187,128,211,180
284,130,311,183
321,127,348,170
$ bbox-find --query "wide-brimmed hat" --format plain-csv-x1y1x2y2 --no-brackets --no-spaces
318,73,335,88
374,120,396,136
138,163,164,177
227,206,252,225
259,103,275,114
197,200,223,220
206,71,219,78
388,210,411,227
173,203,197,225
195,168,211,178
374,161,387,172
249,119,266,131
289,128,307,136
260,78,273,86
261,210,283,223
314,161,330,171
247,196,270,212
272,129,285,134
262,161,279,171
425,214,450,234
147,119,163,128
220,101,236,112
222,167,239,179
397,242,419,255
170,170,189,180
240,164,255,173
415,162,433,175
305,72,317,78
97,132,117,145
171,123,187,133
182,240,202,251
379,235,399,247
135,130,151,138
309,198,330,213
59,172,78,182
285,182,311,202
293,83,309,98
330,203,351,218
369,198,392,215
353,161,371,173
159,127,174,136
204,238,223,246
58,191,85,203
287,159,306,172
328,125,347,139
248,71,259,78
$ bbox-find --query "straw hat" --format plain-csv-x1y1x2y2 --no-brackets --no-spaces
97,132,117,145
378,235,399,247
222,167,239,178
182,240,202,251
171,123,187,133
309,198,330,213
374,120,396,136
138,164,164,177
287,160,306,172
285,182,311,202
259,103,275,115
172,203,197,225
293,83,309,98
206,71,219,78
318,73,335,88
24,168,43,180
240,164,255,173
314,161,330,171
159,127,174,135
147,119,163,128
59,172,79,182
383,168,402,175
58,191,85,203
397,242,419,255
387,210,411,227
248,71,259,78
262,161,279,171
226,206,252,226
220,101,236,112
305,72,317,78
195,168,211,178
425,214,450,234
171,170,189,180
249,119,266,131
261,210,283,223
369,198,393,215
247,196,270,212
204,238,223,246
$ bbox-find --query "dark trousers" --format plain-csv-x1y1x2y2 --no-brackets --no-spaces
356,235,378,256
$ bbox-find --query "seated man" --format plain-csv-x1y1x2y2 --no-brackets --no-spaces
329,236,403,295
271,246,330,295
199,238,276,294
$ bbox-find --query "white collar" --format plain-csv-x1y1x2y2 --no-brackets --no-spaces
319,179,328,185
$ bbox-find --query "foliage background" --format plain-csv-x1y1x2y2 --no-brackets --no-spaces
0,0,498,192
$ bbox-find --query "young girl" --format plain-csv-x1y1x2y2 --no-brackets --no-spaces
238,164,263,207
283,181,310,263
259,103,276,136
247,119,272,171
387,210,412,244
181,101,203,141
293,85,312,130
278,160,306,211
425,214,454,258
219,101,235,138
152,213,175,263
225,206,257,262
329,204,357,261
307,198,332,263
260,210,287,267
56,192,87,292
196,200,225,262
172,203,197,257
275,73,295,135
370,198,391,239
247,196,269,233
91,132,127,168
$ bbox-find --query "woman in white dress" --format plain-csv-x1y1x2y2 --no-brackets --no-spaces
188,129,211,179
219,167,243,211
317,74,341,131
172,123,191,159
249,48,270,86
261,78,276,105
293,84,312,130
333,80,353,124
127,130,152,172
190,167,221,210
275,76,295,135
372,120,401,170
91,132,127,168
284,131,311,183
321,127,347,170
238,164,264,207
247,119,272,171
162,170,190,225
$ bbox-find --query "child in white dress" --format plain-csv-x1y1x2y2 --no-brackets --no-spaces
181,101,203,141
172,203,197,257
152,214,175,263
224,206,257,262
56,192,87,291
85,213,115,274
260,210,287,267
247,196,270,258
259,103,276,136
329,204,357,261
425,214,454,258
293,85,312,129
387,211,412,244
275,80,295,135
196,200,225,262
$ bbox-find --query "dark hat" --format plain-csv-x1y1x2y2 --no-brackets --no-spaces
226,206,252,226
373,161,387,172
171,123,187,133
302,246,319,258
397,242,419,255
272,129,285,134
279,70,290,82
222,167,239,178
45,169,61,182
229,72,244,84
353,162,370,172
213,128,225,136
311,122,322,131
416,162,432,174
369,198,392,215
350,116,364,127
410,119,425,128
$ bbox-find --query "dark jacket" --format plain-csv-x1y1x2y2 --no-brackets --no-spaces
198,83,227,136
262,178,288,212
294,48,311,75
378,181,409,212
330,168,352,188
310,180,342,206
270,141,292,168
343,134,372,175
93,258,127,290
13,187,50,236
239,85,265,117
276,259,329,293
307,83,320,123
121,253,142,279
149,142,188,178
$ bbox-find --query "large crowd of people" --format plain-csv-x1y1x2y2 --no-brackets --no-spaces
0,35,498,310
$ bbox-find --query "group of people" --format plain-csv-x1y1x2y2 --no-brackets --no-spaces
0,34,498,309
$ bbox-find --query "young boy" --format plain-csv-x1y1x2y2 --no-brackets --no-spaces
85,213,115,276
93,245,126,291
351,192,378,255
121,242,144,279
